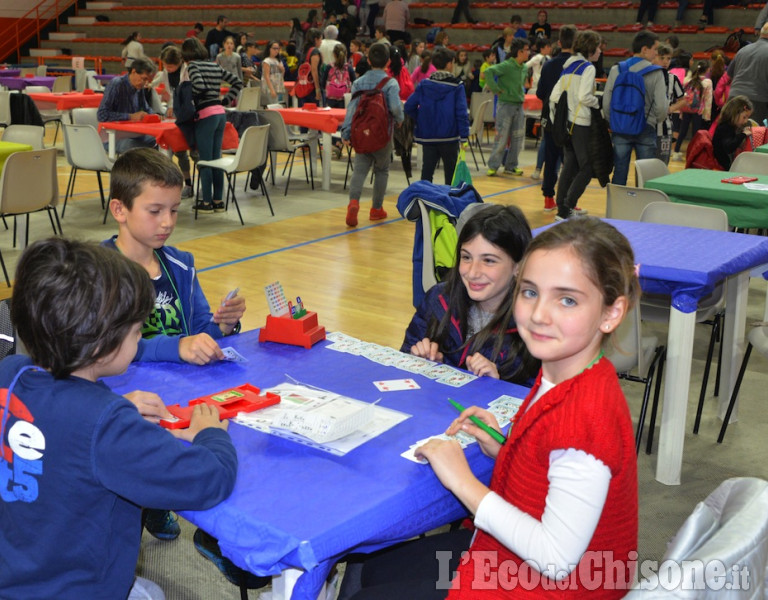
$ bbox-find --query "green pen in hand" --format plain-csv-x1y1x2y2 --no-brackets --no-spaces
448,398,506,445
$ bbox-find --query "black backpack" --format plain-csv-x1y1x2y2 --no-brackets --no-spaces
551,90,571,148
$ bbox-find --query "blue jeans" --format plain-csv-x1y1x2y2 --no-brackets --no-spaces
541,129,563,197
611,125,657,186
195,113,226,205
487,102,524,171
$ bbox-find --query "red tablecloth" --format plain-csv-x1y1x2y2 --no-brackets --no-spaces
27,92,103,111
523,94,543,112
275,107,346,134
98,120,239,152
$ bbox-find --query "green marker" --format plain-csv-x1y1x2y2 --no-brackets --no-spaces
448,398,506,445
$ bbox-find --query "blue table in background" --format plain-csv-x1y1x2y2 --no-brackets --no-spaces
106,329,526,600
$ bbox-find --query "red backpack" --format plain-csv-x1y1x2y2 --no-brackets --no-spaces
294,56,315,98
350,77,392,154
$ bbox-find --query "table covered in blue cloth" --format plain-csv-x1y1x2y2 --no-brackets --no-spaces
106,329,526,599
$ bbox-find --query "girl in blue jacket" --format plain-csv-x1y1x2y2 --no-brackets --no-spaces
401,204,538,383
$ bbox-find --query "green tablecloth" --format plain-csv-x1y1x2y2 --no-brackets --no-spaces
645,168,768,229
756,144,768,154
0,141,33,173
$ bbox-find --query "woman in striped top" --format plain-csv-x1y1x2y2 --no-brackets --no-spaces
181,37,243,214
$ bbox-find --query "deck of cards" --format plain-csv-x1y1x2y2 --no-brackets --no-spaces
325,332,478,388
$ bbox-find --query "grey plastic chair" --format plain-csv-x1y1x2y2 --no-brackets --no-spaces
634,158,670,188
605,183,669,221
256,109,313,195
2,124,45,150
730,151,768,175
61,123,115,223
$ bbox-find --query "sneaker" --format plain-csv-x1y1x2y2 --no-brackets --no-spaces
543,196,556,212
346,199,359,227
193,202,214,214
193,528,271,589
531,169,541,180
370,207,388,221
213,201,226,213
181,185,193,198
506,167,524,176
486,168,497,176
144,509,180,541
554,214,567,222
572,207,588,215
671,151,684,161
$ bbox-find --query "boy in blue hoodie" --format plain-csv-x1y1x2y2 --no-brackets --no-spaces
0,237,237,599
404,47,470,185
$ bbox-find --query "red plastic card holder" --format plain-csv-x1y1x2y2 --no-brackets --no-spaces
159,383,280,429
721,176,758,184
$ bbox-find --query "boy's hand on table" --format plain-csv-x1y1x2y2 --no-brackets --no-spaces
410,337,443,363
124,390,173,423
170,403,228,442
213,294,246,335
179,333,225,364
465,353,499,379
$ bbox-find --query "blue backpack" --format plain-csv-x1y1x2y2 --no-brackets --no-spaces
609,57,661,136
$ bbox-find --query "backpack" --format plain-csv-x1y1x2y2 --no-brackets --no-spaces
609,57,661,136
172,80,196,124
550,59,589,148
723,29,748,54
294,57,315,98
350,77,392,154
426,26,443,44
681,81,702,114
325,65,351,100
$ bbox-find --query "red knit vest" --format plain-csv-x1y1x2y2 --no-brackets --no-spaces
449,359,638,599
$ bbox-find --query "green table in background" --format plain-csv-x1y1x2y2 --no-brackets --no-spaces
0,141,34,174
645,168,768,229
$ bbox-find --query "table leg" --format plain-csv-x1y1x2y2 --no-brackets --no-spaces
107,130,116,160
718,272,749,422
321,131,332,191
271,568,326,600
655,308,696,485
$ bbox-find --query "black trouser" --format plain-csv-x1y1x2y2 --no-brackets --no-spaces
541,129,563,198
422,142,459,185
555,124,592,218
451,0,475,23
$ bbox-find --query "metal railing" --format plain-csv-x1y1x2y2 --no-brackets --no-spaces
0,0,79,65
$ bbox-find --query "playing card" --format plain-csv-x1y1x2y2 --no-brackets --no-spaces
373,378,420,392
437,371,477,387
221,346,248,363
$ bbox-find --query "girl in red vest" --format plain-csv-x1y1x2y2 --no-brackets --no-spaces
345,217,639,599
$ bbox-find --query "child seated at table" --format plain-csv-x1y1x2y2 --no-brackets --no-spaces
401,204,539,383
0,237,237,600
345,217,639,599
712,95,753,170
104,148,246,367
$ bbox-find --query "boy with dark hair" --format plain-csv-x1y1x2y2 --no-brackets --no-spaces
603,29,668,185
341,43,404,227
405,47,470,184
0,237,237,599
484,37,529,177
104,148,246,366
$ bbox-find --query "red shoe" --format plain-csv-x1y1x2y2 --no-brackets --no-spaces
369,207,388,221
543,196,556,212
346,200,359,227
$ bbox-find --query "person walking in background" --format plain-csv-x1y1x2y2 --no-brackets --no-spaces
451,0,478,24
383,0,410,44
121,31,144,69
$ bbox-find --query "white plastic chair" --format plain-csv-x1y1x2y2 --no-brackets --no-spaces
61,123,115,223
0,148,61,285
634,158,670,187
0,91,10,129
467,99,492,171
195,125,272,224
605,183,669,221
236,87,261,111
639,202,729,450
71,107,99,128
729,151,768,175
51,75,73,94
626,477,768,598
2,124,45,150
256,109,314,195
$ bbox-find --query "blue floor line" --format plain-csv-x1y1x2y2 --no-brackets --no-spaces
198,218,404,273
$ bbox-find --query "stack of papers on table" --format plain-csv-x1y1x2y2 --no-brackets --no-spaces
234,382,410,455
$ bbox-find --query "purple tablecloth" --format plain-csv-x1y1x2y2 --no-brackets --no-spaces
105,329,519,600
0,76,56,90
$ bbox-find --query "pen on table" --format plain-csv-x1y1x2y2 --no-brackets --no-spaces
447,398,506,445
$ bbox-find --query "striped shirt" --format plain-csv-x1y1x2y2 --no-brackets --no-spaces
187,60,242,111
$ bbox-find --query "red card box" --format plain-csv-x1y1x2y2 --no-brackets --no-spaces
159,383,280,429
721,176,758,184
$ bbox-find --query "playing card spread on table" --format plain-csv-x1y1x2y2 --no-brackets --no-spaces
373,378,420,392
221,346,248,363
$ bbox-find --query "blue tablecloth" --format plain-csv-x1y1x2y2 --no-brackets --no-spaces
537,220,768,313
106,330,524,599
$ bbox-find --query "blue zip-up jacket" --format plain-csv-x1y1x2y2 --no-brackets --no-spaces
0,356,237,599
404,73,470,144
102,237,224,362
401,283,530,382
